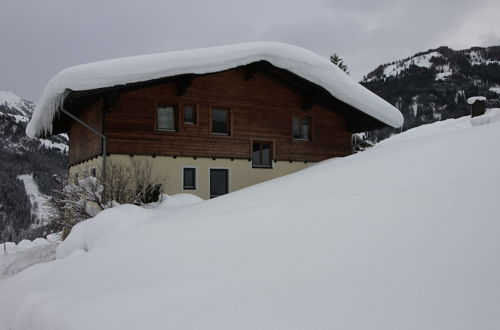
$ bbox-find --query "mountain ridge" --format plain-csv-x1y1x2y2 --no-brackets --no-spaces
0,91,67,242
360,45,500,142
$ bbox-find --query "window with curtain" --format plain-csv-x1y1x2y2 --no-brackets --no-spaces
292,117,311,140
157,105,177,131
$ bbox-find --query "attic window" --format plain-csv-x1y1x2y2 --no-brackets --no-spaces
211,108,230,135
157,105,177,131
292,117,311,140
184,105,196,124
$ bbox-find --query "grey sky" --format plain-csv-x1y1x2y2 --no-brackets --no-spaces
1,0,499,102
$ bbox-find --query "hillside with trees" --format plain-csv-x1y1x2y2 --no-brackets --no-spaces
0,92,67,243
361,46,500,142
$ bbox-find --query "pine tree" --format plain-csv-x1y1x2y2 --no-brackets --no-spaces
330,53,349,75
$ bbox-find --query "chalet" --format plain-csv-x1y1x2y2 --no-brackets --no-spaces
27,42,403,199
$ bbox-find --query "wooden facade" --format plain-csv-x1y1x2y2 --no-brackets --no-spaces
65,62,379,166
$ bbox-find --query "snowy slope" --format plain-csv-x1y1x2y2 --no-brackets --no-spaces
16,174,53,228
0,91,33,117
1,115,500,329
26,42,403,138
382,51,442,78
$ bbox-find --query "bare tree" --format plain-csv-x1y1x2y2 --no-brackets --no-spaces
49,157,166,235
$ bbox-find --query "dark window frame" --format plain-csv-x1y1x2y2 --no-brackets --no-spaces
251,141,273,168
183,167,197,190
183,104,197,125
292,116,311,141
210,107,231,136
156,103,179,132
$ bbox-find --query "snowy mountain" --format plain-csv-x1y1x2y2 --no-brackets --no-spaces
361,45,500,142
1,110,499,330
0,91,68,242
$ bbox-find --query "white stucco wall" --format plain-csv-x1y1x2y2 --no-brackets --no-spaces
69,155,312,200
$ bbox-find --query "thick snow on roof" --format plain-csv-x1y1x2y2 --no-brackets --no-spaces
26,42,403,138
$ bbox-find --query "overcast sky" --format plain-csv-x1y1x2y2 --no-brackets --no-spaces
1,0,499,102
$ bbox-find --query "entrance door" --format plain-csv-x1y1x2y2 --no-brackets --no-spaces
210,169,229,198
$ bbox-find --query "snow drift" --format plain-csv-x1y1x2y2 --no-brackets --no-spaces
2,114,500,329
26,42,403,138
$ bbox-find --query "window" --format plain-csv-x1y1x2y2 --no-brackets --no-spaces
157,105,177,131
210,169,229,198
211,108,230,135
293,117,310,140
184,105,196,124
183,168,196,190
252,141,272,168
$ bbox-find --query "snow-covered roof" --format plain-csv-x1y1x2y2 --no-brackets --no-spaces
26,42,403,138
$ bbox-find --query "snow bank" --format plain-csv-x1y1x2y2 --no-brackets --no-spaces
1,238,50,255
379,109,500,146
2,122,500,329
0,238,56,279
1,235,58,256
378,116,472,146
471,108,500,126
0,243,57,279
26,42,403,138
156,193,203,209
57,194,203,259
56,204,150,259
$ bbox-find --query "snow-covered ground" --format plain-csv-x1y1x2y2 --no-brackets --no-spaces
1,114,500,329
0,236,60,279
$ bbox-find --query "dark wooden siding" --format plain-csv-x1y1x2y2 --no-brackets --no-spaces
68,99,103,164
69,66,352,165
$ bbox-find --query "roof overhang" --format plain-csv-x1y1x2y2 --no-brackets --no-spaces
27,42,404,138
